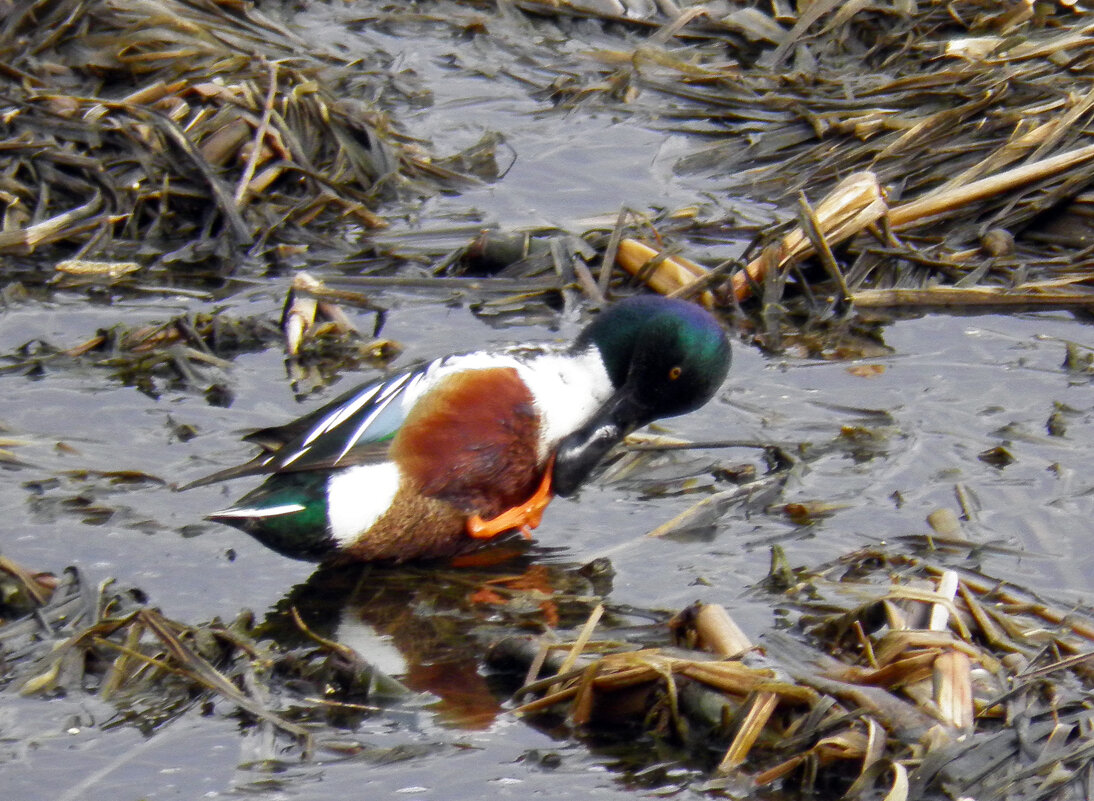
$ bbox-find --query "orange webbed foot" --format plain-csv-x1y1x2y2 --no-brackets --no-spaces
467,457,554,541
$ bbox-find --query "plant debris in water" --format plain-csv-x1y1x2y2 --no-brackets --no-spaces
6,1,1094,798
0,554,612,753
488,545,1094,800
6,537,1094,799
558,0,1094,335
5,0,1094,327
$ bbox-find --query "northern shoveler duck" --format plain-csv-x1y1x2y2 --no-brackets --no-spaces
193,296,730,563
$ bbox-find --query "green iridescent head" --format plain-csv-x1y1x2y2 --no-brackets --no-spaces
574,294,731,419
557,296,731,495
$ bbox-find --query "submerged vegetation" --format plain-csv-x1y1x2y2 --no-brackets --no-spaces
4,0,1094,798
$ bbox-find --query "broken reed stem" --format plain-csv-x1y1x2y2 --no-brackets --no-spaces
234,61,279,207
940,568,1094,642
694,603,753,657
614,239,716,307
0,555,51,606
718,691,780,774
863,716,885,776
730,171,887,301
797,192,850,303
549,603,604,695
887,141,1094,228
666,257,739,303
853,620,878,669
617,142,1094,306
599,206,629,296
99,620,146,699
512,683,581,716
570,660,603,725
571,253,606,305
929,571,959,632
522,640,554,689
933,650,974,730
851,285,1094,308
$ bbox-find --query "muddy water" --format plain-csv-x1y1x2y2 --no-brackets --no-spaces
2,3,1094,800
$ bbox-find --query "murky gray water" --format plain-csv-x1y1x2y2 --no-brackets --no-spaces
3,2,1094,798
5,297,1092,799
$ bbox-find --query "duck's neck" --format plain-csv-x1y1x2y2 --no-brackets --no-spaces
517,346,615,458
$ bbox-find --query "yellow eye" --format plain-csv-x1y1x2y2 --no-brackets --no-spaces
668,366,682,380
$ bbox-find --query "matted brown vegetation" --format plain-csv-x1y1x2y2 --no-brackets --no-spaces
7,0,1094,318
0,0,464,269
9,542,1090,800
497,0,1094,314
626,2,1094,311
492,546,1094,800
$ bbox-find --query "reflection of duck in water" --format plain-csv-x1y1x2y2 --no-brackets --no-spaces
194,296,730,562
265,558,614,729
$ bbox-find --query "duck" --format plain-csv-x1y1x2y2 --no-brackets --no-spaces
192,295,731,563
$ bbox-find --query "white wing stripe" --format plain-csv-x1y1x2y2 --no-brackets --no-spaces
215,503,306,518
376,372,414,400
303,384,384,446
335,381,413,463
284,352,535,469
302,370,418,451
278,447,309,468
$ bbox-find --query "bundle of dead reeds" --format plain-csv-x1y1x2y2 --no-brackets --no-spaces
492,547,1094,800
561,0,1094,312
0,0,458,267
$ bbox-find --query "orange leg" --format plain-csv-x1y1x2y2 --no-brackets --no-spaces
467,458,554,540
